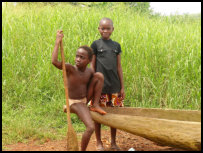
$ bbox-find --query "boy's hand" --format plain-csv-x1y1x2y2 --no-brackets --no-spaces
56,30,64,44
119,88,125,100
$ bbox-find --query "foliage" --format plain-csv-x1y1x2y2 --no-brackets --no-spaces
124,2,151,14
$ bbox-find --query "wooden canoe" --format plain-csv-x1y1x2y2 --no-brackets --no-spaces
90,107,201,151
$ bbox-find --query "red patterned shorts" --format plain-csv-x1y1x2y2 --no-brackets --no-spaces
88,93,124,107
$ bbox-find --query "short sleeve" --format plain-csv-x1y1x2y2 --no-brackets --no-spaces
113,41,122,55
117,43,122,54
91,41,97,55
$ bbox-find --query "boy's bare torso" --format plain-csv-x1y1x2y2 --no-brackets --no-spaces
67,65,93,100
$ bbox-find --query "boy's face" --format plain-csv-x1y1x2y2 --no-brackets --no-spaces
75,48,90,69
98,20,114,40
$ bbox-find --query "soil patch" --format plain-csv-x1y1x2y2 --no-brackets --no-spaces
3,129,185,151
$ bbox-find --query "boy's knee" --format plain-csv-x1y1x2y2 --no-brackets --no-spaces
87,125,95,133
94,72,104,82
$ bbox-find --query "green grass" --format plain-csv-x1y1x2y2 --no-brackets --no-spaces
2,2,201,148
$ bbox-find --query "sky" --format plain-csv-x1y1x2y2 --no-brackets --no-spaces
150,2,201,15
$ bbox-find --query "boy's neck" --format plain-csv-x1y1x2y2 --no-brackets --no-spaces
76,66,87,72
101,37,111,40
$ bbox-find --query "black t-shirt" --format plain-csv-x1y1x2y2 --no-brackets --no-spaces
91,38,122,94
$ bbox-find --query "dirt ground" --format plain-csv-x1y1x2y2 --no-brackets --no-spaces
3,129,185,151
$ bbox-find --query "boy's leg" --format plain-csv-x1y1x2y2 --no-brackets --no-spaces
94,122,104,151
70,103,95,151
110,93,122,150
110,127,120,150
87,72,106,115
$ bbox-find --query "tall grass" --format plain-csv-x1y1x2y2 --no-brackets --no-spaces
2,2,201,147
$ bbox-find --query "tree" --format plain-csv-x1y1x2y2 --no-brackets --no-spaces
124,2,151,14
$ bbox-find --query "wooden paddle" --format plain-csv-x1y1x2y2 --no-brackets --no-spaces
60,40,79,151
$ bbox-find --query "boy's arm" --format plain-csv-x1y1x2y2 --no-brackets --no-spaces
90,55,96,73
117,54,125,99
52,30,74,73
90,41,97,73
52,40,62,70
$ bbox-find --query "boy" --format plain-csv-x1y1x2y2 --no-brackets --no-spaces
52,30,106,151
90,18,125,151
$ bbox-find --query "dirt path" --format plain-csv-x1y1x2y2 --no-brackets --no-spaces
3,129,185,151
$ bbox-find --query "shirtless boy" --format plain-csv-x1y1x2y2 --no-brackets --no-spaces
52,30,106,151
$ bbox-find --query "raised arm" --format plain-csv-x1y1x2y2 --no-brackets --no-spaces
52,30,63,70
52,30,74,74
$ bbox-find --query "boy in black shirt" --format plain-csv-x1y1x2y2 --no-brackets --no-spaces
90,18,125,151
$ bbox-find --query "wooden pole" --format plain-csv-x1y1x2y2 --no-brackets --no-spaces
60,40,79,151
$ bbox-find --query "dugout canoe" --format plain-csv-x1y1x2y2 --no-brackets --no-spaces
89,107,201,151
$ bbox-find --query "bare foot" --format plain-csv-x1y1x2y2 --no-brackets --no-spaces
96,143,105,151
89,106,107,115
111,144,120,151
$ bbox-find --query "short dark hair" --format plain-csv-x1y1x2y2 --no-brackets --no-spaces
78,45,93,61
99,17,113,26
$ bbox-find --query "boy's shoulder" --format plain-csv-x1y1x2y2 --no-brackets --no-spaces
92,38,101,44
86,67,94,75
92,38,121,45
111,39,121,46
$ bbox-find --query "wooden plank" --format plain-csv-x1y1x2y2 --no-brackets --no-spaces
102,107,201,122
90,111,201,151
